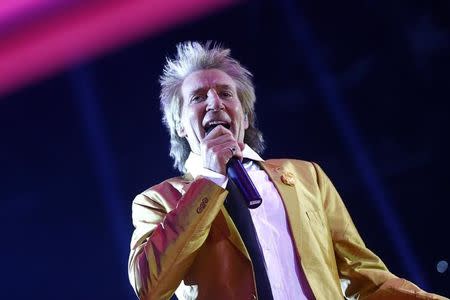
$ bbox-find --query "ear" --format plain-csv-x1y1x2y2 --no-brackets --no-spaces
176,122,187,137
244,113,249,130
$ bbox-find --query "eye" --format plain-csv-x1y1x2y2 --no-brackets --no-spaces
190,94,206,103
220,90,233,98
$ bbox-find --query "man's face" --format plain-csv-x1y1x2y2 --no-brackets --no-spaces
177,68,249,154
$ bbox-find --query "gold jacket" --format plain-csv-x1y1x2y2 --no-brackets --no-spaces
128,160,446,300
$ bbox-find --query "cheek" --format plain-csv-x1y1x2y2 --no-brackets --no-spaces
233,105,246,124
185,107,203,128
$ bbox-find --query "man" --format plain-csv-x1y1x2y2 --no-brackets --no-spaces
128,41,446,300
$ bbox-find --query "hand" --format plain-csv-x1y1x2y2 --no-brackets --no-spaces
200,125,245,175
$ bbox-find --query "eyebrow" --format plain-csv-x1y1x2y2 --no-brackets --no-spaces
188,84,234,96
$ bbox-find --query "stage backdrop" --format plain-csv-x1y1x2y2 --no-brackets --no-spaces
0,0,448,299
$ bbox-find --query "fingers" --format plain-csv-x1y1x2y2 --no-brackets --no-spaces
203,126,242,158
200,125,242,175
209,141,243,161
203,140,243,174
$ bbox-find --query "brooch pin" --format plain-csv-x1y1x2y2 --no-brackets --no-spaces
281,172,296,186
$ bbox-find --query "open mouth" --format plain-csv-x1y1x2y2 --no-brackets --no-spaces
204,120,231,134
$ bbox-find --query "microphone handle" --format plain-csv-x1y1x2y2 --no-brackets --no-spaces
227,158,262,209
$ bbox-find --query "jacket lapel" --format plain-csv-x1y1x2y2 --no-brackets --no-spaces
215,206,251,261
182,173,250,260
185,161,309,263
259,161,306,262
201,160,308,263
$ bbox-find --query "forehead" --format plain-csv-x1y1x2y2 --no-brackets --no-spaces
181,69,237,93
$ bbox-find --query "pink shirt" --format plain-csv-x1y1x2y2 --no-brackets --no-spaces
185,145,313,300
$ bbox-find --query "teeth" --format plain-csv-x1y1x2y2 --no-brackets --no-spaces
208,121,227,126
204,120,230,133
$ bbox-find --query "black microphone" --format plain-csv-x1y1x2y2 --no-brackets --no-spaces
206,125,262,209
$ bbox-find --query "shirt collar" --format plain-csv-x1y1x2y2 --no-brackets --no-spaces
184,144,264,177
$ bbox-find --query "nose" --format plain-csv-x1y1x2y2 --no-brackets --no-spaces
206,89,224,112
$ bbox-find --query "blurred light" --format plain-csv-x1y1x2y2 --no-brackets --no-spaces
0,0,78,36
0,0,240,97
437,260,448,273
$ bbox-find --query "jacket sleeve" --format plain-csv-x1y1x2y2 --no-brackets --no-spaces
312,162,447,300
128,177,228,299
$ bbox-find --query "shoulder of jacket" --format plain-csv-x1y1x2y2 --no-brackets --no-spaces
264,158,317,169
263,158,324,180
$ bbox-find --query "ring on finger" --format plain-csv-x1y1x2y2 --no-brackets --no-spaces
229,146,236,156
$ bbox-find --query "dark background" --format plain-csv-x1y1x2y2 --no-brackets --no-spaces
1,0,449,298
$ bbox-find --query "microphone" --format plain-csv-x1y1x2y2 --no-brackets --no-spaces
206,125,262,209
227,158,262,209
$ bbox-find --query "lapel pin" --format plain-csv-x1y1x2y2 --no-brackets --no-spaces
281,172,295,186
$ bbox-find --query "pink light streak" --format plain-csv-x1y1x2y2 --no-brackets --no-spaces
0,0,80,35
0,0,240,97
